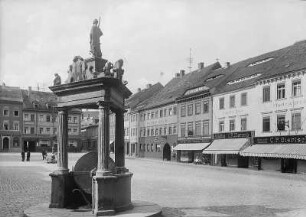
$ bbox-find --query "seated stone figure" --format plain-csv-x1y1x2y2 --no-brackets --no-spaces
53,73,61,85
113,59,124,80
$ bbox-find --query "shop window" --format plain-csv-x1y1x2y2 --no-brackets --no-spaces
292,80,301,97
219,120,224,132
180,123,186,137
195,102,201,115
181,105,186,117
14,110,19,117
277,83,285,99
230,95,235,108
203,101,209,113
241,93,247,106
277,115,286,131
187,104,193,116
263,86,270,102
229,119,235,131
263,117,270,132
13,137,19,147
203,120,209,136
219,98,224,110
292,113,301,130
147,144,150,152
195,121,201,136
241,118,247,131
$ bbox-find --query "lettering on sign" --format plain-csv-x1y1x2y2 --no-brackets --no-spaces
213,131,254,139
254,135,306,144
178,136,211,144
273,99,306,109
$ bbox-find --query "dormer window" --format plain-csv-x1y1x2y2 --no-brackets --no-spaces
32,102,39,109
248,57,274,67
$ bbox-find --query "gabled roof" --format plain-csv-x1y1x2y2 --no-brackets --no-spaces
139,62,221,110
126,82,163,110
0,85,23,103
215,40,306,94
21,89,57,111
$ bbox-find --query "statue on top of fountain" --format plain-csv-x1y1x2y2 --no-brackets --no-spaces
64,18,125,84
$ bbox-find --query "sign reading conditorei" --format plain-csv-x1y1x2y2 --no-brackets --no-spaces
254,135,306,144
213,131,254,139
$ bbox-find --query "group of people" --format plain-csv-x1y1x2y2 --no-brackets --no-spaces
21,150,31,161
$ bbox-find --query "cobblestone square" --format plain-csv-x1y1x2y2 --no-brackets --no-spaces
0,153,306,217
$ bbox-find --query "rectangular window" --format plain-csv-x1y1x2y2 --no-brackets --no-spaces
39,115,44,122
151,129,154,136
168,126,172,135
159,128,163,135
219,98,224,109
263,86,270,102
68,128,72,133
169,108,172,116
292,113,301,130
230,95,235,108
164,127,167,135
30,114,35,121
241,93,247,106
147,129,150,136
229,119,235,131
40,128,44,134
180,123,186,137
3,108,9,116
73,117,78,123
292,80,301,97
24,127,29,134
181,105,186,117
173,106,177,115
277,83,285,99
68,116,72,122
155,128,159,136
277,115,286,131
263,117,270,132
73,128,77,133
187,104,193,116
30,127,35,134
195,102,201,114
164,109,167,117
203,120,209,136
195,121,201,136
160,110,163,118
14,110,19,117
54,128,57,134
219,120,224,132
173,125,177,134
3,121,9,130
24,114,29,120
46,115,51,122
155,111,158,118
187,122,193,136
47,128,51,133
13,122,19,131
241,118,247,131
203,101,209,113
151,112,154,119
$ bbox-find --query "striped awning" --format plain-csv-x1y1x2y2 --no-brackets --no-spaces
173,143,210,151
202,138,249,154
240,144,306,160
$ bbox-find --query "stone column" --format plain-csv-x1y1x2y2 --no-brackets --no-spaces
96,101,110,176
57,109,68,173
115,109,127,173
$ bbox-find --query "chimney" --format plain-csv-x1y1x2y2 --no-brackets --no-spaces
146,84,152,89
28,86,32,97
175,73,180,78
180,70,185,77
198,62,204,70
137,88,141,92
225,62,230,68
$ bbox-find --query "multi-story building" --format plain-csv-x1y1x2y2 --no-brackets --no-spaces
138,63,220,161
0,85,23,152
209,40,306,173
21,87,82,152
124,83,163,156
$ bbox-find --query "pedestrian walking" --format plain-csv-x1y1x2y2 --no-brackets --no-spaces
42,149,47,160
21,151,25,162
26,151,31,161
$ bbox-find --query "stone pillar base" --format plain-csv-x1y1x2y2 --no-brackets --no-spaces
115,166,129,174
49,170,71,208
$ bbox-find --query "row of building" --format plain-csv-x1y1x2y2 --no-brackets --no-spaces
0,86,82,153
114,40,306,174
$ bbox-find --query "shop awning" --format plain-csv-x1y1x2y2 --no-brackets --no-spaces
173,143,210,151
240,144,306,160
202,138,249,154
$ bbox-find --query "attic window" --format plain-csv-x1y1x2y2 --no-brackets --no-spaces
32,102,39,109
205,74,224,82
184,85,209,96
248,58,274,67
227,73,262,85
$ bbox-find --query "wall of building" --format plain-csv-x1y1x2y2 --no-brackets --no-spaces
297,160,306,174
261,158,281,171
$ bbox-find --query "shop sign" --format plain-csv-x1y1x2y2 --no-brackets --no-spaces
254,135,306,144
178,136,211,144
213,131,254,139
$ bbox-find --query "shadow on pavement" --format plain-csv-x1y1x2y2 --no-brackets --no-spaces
162,205,291,217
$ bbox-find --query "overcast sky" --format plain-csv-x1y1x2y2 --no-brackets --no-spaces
1,0,306,93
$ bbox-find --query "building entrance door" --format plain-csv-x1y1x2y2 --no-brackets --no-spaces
281,158,297,173
163,143,171,161
3,137,9,150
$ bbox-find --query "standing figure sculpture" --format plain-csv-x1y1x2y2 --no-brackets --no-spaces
90,18,103,58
